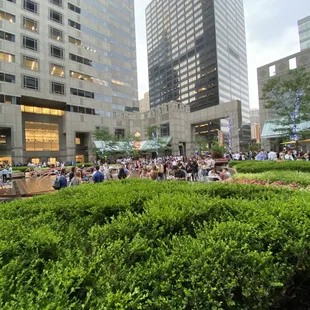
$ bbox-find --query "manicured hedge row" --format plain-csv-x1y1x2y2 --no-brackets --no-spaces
229,160,310,173
1,180,310,309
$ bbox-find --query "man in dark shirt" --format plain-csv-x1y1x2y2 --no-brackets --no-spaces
59,168,68,189
174,166,186,181
92,165,104,183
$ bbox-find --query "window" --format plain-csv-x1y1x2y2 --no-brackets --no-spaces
70,88,94,99
75,137,80,144
23,0,38,13
50,63,64,77
23,55,39,70
68,3,81,14
0,72,15,83
289,57,297,70
0,135,6,144
0,51,15,63
0,10,15,22
269,65,276,77
115,128,125,140
0,31,15,42
23,75,39,90
25,121,59,151
68,19,80,30
0,94,17,104
23,36,38,50
21,105,64,116
50,45,63,58
50,27,63,41
160,123,170,137
50,9,62,24
69,36,81,46
50,0,62,7
69,53,92,66
51,82,65,95
23,17,38,32
6,0,16,3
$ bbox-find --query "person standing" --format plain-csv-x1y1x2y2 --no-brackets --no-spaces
69,171,82,186
8,165,12,181
92,165,104,183
59,168,68,189
1,166,8,185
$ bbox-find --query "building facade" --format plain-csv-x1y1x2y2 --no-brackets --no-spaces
0,0,138,165
139,91,150,113
298,16,310,51
250,109,260,143
257,49,310,150
145,0,250,149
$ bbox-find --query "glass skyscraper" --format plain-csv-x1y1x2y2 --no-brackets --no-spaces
146,0,250,123
298,16,310,51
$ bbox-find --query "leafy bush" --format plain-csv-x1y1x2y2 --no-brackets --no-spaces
1,180,310,309
229,160,310,173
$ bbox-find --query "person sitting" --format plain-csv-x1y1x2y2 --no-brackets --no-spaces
173,166,186,181
219,168,232,181
140,168,151,179
208,169,220,181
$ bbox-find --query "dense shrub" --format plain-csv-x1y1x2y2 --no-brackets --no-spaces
1,180,310,309
229,160,310,173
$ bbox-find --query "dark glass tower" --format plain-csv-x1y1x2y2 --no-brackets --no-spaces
146,0,250,123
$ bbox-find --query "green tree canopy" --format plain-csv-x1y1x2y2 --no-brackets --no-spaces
261,67,310,145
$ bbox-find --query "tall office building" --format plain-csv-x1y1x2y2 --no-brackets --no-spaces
298,16,310,51
146,0,250,124
0,0,138,164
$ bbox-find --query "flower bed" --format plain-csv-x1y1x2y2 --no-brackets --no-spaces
1,180,310,309
234,171,310,188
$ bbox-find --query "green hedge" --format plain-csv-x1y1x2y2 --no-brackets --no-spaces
234,171,310,187
229,160,310,173
1,180,310,309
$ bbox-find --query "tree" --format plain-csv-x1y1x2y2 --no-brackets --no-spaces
144,125,171,156
117,133,138,157
92,129,117,158
261,67,310,149
248,142,261,154
195,135,209,154
211,137,226,159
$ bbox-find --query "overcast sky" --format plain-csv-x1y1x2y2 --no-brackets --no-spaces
134,0,310,108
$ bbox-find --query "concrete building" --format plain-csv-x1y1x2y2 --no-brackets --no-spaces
145,0,251,149
0,0,138,165
139,92,150,113
257,49,310,150
250,109,260,143
130,100,243,156
298,16,310,51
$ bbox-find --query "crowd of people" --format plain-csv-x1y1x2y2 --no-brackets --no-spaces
51,155,233,190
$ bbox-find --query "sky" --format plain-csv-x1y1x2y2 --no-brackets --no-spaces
134,0,310,108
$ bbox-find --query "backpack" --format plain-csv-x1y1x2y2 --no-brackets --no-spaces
118,168,127,179
52,175,61,189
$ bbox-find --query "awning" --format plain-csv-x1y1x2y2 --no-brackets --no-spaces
93,141,133,152
140,137,172,151
93,137,172,152
261,120,310,138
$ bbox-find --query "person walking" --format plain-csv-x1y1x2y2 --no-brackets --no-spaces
92,165,104,183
